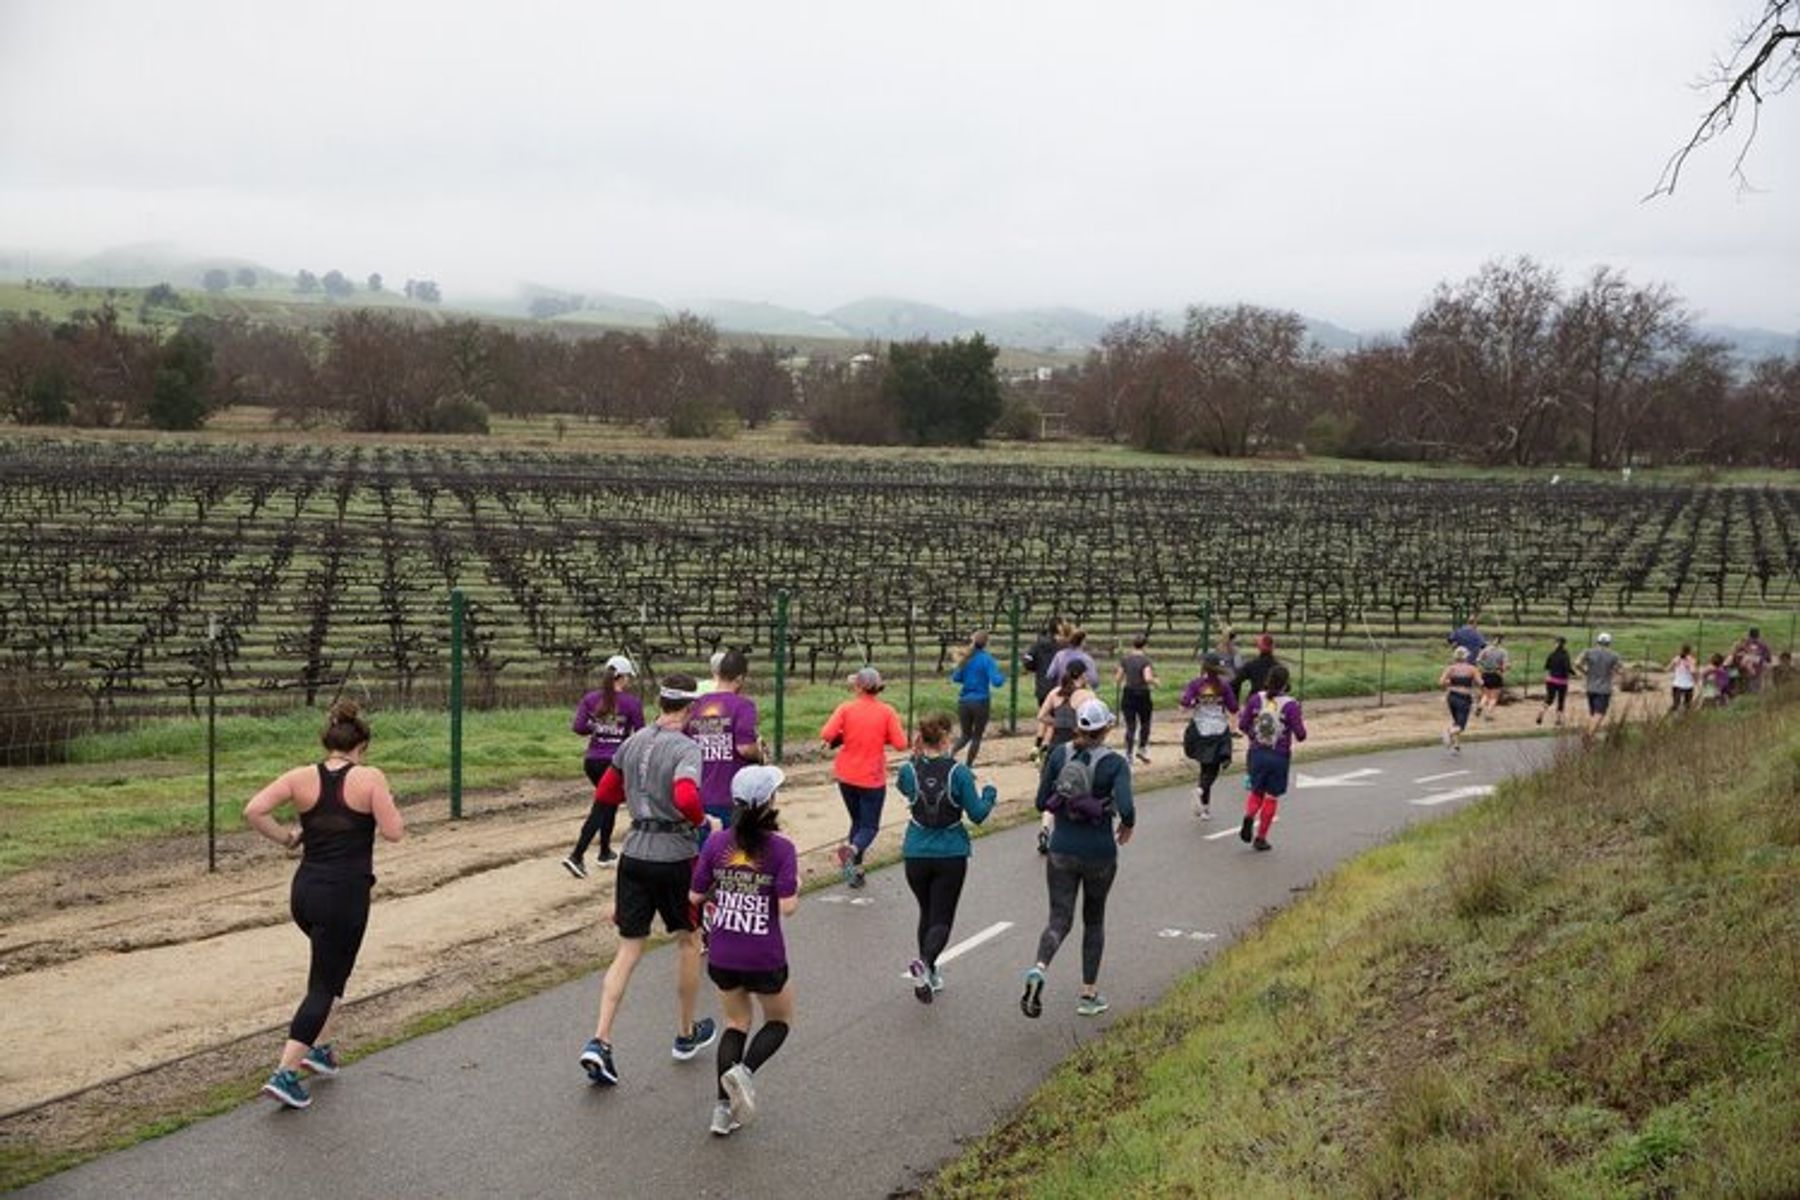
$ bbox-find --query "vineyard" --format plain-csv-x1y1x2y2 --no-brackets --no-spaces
2,438,1797,756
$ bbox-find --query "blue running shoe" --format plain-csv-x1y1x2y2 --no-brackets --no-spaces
298,1043,339,1078
909,958,932,1004
1077,993,1111,1017
579,1038,618,1086
262,1067,311,1109
1020,966,1045,1019
672,1017,718,1062
928,968,945,994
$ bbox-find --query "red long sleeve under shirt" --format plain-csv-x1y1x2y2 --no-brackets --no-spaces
593,766,704,826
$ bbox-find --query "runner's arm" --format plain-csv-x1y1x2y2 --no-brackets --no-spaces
571,695,593,736
1106,757,1136,831
777,842,800,916
896,760,918,803
365,768,405,842
1034,747,1061,812
243,770,301,848
673,778,704,827
887,709,908,751
954,766,998,825
735,699,762,761
1286,703,1308,743
594,765,625,806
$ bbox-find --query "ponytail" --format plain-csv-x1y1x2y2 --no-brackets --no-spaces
730,805,780,859
597,666,619,717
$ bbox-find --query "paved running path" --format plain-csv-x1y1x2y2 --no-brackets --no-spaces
24,738,1554,1199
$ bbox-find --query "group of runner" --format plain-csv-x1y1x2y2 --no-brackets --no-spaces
1440,618,1789,751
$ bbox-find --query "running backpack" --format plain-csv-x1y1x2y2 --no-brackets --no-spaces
1050,693,1079,737
1251,694,1290,749
909,756,962,830
1049,747,1118,825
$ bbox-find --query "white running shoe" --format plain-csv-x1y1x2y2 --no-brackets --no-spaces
721,1063,757,1126
710,1101,740,1136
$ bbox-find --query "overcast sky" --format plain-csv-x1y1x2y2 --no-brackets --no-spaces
1,0,1795,331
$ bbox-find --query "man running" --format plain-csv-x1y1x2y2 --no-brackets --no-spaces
1020,699,1135,1020
1022,619,1064,708
1234,633,1280,706
1046,628,1098,688
686,649,763,834
1575,632,1623,745
1115,634,1156,764
1475,634,1508,721
579,673,719,1087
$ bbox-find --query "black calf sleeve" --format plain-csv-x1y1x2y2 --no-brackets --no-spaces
744,1021,789,1072
716,1027,748,1100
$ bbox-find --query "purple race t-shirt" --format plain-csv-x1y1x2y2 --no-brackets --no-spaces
692,830,798,973
685,691,759,814
573,691,645,762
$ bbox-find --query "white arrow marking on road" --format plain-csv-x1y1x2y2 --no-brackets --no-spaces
1295,768,1383,789
1414,770,1471,784
897,921,1013,980
1157,929,1219,941
1410,784,1495,807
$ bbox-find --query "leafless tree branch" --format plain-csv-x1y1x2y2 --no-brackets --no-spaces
1647,6,1799,198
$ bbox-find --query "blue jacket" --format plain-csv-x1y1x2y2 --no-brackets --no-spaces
897,755,997,858
951,649,1006,703
1035,743,1135,860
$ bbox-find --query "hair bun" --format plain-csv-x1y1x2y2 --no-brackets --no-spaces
328,699,362,725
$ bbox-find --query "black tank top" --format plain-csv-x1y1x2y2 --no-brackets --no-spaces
299,762,376,880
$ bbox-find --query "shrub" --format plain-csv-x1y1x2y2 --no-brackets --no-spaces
423,392,491,434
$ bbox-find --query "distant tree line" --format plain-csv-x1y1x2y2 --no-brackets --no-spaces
1055,257,1797,468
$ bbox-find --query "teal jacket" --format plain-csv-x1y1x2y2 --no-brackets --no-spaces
896,754,997,858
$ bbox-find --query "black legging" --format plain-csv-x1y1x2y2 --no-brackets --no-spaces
572,759,617,860
1036,854,1117,986
952,700,991,766
904,856,969,968
1197,760,1223,803
1121,688,1153,752
288,866,371,1045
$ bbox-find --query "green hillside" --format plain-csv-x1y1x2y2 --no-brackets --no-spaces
936,689,1800,1198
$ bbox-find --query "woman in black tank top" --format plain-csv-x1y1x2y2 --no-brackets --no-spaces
243,701,404,1109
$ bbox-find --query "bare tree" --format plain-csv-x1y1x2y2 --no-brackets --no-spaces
1554,267,1689,468
1650,2,1800,196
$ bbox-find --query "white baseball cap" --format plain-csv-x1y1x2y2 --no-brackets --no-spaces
604,654,636,676
730,765,785,808
1076,699,1115,732
1596,632,1613,646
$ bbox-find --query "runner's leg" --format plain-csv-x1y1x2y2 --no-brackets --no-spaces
596,938,646,1043
966,700,990,766
922,858,968,969
715,987,752,1100
904,857,934,959
1034,855,1080,968
1077,858,1118,990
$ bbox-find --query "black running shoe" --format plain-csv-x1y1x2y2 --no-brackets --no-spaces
1253,837,1272,852
1239,816,1255,843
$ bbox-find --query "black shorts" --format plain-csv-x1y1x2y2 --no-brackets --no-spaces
1587,692,1612,717
708,963,790,995
1480,672,1504,690
613,856,697,939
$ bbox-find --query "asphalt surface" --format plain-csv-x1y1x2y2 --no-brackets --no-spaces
25,737,1555,1199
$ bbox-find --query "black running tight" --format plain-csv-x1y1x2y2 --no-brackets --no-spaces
904,856,969,968
571,802,617,860
287,868,371,1045
952,700,991,766
716,1022,789,1099
1197,761,1223,802
1035,854,1117,986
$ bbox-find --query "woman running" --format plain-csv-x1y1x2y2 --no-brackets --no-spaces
1179,651,1239,820
949,631,1005,768
1700,652,1731,707
1475,634,1508,720
1114,634,1156,764
821,667,907,889
1536,636,1572,727
1034,663,1098,854
1667,644,1698,711
1440,646,1480,754
564,655,645,877
1020,699,1135,1020
243,701,405,1109
1238,664,1306,851
690,765,798,1137
897,712,997,1003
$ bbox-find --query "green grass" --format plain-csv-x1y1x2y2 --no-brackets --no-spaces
932,687,1800,1198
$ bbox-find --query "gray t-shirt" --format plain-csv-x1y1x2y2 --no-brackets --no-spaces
1120,651,1152,690
614,724,704,863
1579,647,1622,694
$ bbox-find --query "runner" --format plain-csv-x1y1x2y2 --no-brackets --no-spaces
1700,652,1731,708
1234,633,1280,706
820,667,908,889
1019,699,1135,1020
1178,651,1238,820
1115,634,1156,764
1046,627,1098,687
1575,632,1623,744
1237,664,1306,852
1667,643,1698,712
579,673,718,1088
1536,636,1572,726
1475,633,1508,720
243,701,405,1109
689,765,798,1137
698,650,727,695
897,712,997,1003
1034,663,1098,854
686,648,763,835
1440,647,1480,754
563,655,645,877
949,631,1005,768
1448,615,1486,663
1739,627,1773,695
1021,618,1065,708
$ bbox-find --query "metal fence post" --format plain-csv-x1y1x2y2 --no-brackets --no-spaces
1199,598,1213,655
905,600,918,734
206,616,218,873
772,589,789,765
1377,642,1387,710
449,587,465,820
1008,595,1022,735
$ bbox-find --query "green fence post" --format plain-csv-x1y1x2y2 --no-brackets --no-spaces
1199,599,1213,655
449,587,465,821
905,601,918,734
1008,595,1022,735
772,590,789,765
206,616,218,874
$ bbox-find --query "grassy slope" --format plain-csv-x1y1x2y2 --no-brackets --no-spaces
933,690,1800,1199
